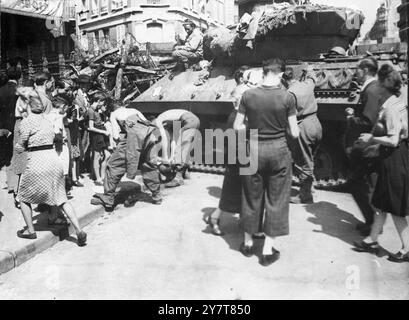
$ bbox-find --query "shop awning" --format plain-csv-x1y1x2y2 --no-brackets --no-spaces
0,0,74,21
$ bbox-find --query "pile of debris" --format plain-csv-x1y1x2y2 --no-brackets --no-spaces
64,32,166,103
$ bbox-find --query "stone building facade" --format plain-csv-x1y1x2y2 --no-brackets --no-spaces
366,0,401,43
76,0,238,53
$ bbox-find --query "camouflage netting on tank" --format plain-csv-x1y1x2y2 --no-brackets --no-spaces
204,3,364,61
313,68,356,89
256,3,363,35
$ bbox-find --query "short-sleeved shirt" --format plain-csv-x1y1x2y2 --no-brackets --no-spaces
288,78,318,118
87,108,105,129
377,94,408,141
238,85,297,140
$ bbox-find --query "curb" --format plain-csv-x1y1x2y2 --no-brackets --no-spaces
0,205,106,276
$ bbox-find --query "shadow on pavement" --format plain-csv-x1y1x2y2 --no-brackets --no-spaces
201,207,243,253
207,186,221,200
92,181,154,208
305,201,363,246
32,210,67,238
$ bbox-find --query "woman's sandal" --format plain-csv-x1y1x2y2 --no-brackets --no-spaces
353,241,379,254
388,251,409,263
17,229,37,240
204,215,225,236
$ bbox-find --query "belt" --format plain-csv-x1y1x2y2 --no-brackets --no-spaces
27,145,54,152
297,112,317,121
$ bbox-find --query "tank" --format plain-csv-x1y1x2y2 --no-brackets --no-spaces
131,2,408,187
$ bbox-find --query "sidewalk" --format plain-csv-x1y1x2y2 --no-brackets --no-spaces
0,168,141,275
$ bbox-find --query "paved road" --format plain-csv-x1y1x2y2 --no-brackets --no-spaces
0,173,408,300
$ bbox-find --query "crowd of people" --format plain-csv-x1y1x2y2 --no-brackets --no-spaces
0,54,408,266
205,57,409,266
0,64,200,246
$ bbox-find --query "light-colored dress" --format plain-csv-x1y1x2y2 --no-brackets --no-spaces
47,109,70,175
17,114,68,206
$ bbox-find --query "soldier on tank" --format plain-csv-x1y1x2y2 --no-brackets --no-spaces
172,20,204,71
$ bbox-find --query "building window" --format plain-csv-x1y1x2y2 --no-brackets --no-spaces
101,0,108,13
79,0,89,20
91,0,99,16
112,0,124,10
117,24,127,43
147,22,164,43
81,0,89,11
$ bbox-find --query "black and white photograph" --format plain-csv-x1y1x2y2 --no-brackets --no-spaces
0,0,408,302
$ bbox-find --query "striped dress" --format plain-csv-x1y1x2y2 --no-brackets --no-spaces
17,114,68,206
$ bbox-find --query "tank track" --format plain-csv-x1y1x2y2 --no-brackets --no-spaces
190,164,349,190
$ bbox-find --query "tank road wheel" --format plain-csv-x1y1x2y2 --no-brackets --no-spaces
314,146,333,182
313,144,349,190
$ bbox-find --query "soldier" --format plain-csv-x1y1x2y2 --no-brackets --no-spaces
172,20,204,71
92,103,166,211
154,109,200,187
284,64,322,204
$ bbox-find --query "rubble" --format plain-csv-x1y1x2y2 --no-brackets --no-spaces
62,33,164,101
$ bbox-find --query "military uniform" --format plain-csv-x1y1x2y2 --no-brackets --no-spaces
288,75,322,203
172,28,203,68
94,114,162,209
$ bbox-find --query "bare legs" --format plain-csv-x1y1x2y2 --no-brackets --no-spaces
19,201,83,239
100,150,110,182
61,202,82,235
391,215,409,253
72,159,78,182
20,202,35,234
366,211,387,243
93,150,110,183
93,151,103,183
364,210,409,254
208,208,226,236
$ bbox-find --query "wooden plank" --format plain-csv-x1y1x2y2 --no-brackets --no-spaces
92,48,119,63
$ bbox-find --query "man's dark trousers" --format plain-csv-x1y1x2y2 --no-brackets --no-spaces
349,157,377,227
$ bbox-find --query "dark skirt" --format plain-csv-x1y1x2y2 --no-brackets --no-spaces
90,132,107,152
372,141,409,217
219,164,241,213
